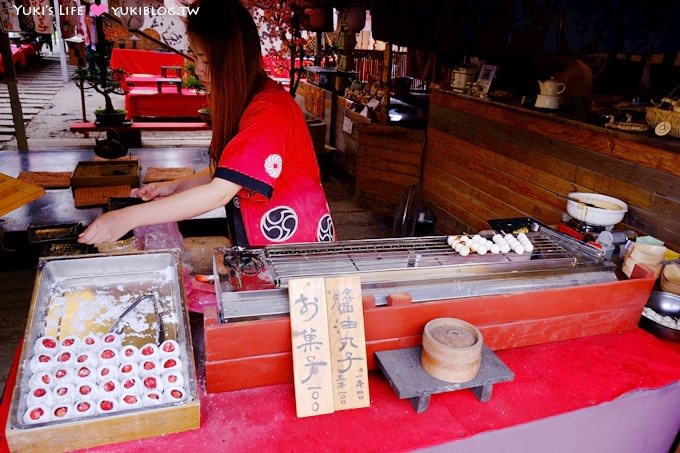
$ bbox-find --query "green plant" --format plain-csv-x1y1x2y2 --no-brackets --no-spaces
72,49,128,115
182,61,207,94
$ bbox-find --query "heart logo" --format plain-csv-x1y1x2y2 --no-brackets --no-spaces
90,4,107,17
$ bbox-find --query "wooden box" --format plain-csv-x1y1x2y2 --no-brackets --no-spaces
204,266,656,393
5,251,200,452
70,161,140,189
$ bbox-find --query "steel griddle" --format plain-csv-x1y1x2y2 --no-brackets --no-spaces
216,228,616,321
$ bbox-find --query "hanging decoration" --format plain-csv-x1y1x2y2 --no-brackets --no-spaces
14,0,35,32
0,0,21,32
28,0,55,34
101,0,191,54
58,0,82,39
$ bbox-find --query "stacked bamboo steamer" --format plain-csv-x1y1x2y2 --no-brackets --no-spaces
622,243,666,279
661,263,680,295
421,318,483,383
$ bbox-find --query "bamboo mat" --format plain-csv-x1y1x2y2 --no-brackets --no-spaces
143,167,194,183
17,171,72,189
0,173,45,216
73,184,132,208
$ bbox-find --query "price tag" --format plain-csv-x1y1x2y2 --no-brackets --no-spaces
342,116,353,134
367,98,380,110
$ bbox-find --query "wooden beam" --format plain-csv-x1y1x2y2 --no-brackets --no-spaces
0,32,28,150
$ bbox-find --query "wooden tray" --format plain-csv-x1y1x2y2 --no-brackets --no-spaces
70,161,140,189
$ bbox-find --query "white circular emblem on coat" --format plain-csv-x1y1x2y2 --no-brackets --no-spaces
264,154,283,178
317,214,334,242
261,206,298,242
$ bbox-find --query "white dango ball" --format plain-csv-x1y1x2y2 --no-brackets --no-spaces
490,243,501,254
447,235,459,246
499,243,511,254
458,246,470,257
477,245,488,255
512,244,525,255
454,242,465,252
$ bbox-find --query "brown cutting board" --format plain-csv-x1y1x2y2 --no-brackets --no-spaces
0,172,46,217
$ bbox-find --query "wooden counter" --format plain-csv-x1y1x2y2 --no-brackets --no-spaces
424,90,680,251
298,80,427,218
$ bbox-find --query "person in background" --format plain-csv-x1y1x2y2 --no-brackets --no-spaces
553,56,594,121
79,0,335,247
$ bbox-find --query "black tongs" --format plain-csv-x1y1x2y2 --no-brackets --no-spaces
108,293,166,343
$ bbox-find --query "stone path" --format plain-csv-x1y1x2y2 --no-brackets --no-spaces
0,56,71,145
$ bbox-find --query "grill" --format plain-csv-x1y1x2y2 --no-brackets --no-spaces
215,228,616,321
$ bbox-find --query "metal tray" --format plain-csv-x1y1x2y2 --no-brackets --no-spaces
27,223,83,245
8,250,198,431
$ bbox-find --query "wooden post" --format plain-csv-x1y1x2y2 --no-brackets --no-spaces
0,32,28,151
382,42,392,107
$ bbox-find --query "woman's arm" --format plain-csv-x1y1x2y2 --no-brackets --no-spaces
78,176,240,244
136,167,213,201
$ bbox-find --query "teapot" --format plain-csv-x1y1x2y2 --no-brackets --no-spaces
538,78,566,97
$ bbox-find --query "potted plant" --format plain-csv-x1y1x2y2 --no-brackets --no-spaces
183,61,211,124
72,49,129,126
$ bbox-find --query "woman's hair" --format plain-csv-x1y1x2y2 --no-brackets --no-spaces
186,0,265,163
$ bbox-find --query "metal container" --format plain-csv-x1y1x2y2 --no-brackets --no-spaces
6,251,200,452
639,291,680,342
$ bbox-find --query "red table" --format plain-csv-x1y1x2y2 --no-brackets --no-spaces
0,44,39,73
125,86,208,120
2,329,680,452
109,48,184,77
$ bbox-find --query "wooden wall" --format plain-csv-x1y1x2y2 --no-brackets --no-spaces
334,97,426,217
423,90,680,252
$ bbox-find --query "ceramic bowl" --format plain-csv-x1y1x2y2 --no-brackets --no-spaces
566,192,628,226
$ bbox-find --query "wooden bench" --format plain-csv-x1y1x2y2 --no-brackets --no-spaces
70,121,211,147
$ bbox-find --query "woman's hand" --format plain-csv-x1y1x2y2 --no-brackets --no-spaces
78,209,133,245
135,179,180,201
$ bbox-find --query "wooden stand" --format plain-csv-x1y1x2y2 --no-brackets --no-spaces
375,345,513,413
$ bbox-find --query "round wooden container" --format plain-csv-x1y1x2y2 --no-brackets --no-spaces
421,318,483,383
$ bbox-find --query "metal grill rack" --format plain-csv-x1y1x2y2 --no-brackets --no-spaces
216,230,616,321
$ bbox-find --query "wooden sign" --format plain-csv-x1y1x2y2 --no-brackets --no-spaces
289,278,334,418
325,275,370,410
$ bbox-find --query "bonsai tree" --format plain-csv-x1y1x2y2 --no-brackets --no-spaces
72,48,128,124
183,61,207,94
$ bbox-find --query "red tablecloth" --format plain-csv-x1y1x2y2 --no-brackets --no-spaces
125,86,208,120
3,329,679,452
109,48,184,77
0,44,39,74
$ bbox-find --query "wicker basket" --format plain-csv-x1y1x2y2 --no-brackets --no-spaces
646,107,680,137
